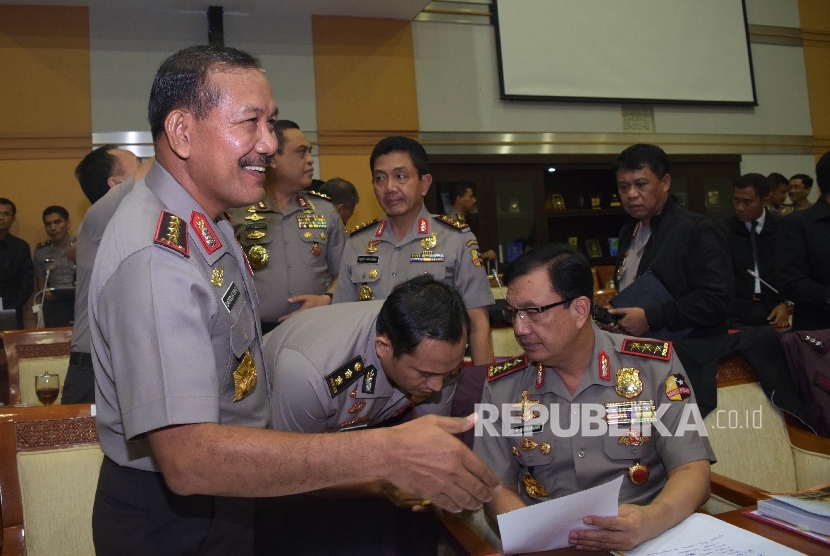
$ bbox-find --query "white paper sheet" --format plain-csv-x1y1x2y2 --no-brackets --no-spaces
617,513,803,556
497,475,622,554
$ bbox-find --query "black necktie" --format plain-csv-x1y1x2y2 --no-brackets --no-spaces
750,220,759,279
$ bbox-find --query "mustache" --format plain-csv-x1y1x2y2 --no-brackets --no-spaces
239,154,272,168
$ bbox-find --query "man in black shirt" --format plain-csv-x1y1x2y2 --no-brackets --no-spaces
0,198,33,329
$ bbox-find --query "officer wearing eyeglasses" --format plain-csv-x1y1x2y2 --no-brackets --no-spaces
474,244,714,552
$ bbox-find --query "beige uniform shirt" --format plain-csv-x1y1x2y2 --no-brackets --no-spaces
333,205,494,310
228,191,345,323
474,327,715,506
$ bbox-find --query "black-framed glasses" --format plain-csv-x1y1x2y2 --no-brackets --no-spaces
502,299,572,324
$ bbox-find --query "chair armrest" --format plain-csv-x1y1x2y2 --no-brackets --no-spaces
2,525,25,556
785,414,830,455
710,472,770,507
435,512,500,556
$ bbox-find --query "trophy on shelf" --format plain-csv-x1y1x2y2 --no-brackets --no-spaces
547,193,566,210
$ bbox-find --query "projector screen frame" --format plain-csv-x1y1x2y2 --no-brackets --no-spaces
492,0,758,107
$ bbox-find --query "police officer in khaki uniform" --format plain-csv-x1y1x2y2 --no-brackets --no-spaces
228,120,345,334
34,206,76,327
262,276,469,554
333,136,495,365
90,46,499,556
474,244,714,552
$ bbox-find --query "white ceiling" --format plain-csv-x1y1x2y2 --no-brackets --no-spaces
6,0,432,20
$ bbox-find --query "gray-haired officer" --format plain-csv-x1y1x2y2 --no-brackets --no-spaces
228,120,345,334
333,136,495,365
475,244,714,552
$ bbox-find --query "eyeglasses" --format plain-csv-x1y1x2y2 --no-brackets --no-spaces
502,299,572,324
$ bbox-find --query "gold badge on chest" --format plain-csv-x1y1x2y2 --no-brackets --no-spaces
233,350,257,402
522,472,548,500
246,245,269,269
211,267,224,288
615,367,643,399
420,232,437,250
358,284,374,301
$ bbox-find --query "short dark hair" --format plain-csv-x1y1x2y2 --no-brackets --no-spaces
504,244,593,307
42,206,69,222
148,45,262,140
446,182,473,205
75,144,120,204
0,198,16,216
275,120,300,156
736,173,770,199
370,136,429,178
816,151,830,195
767,173,789,188
613,143,671,179
376,275,470,359
319,178,359,209
790,173,814,190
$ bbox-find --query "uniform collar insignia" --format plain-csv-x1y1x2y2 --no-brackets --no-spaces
598,351,611,380
374,219,388,238
191,211,222,255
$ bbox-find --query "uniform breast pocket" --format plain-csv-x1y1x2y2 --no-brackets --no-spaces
603,430,655,462
512,435,555,468
299,228,329,266
350,264,381,285
406,260,447,281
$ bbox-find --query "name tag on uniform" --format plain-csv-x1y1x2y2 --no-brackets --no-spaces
511,424,543,435
410,251,445,262
297,214,327,229
245,221,267,230
222,282,241,312
357,256,379,264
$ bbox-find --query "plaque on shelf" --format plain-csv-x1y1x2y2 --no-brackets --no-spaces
508,198,521,212
585,239,603,258
590,195,601,210
607,237,619,257
507,242,523,263
610,193,621,207
568,236,578,249
551,194,566,210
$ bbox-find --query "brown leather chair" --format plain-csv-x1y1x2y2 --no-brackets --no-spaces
2,327,72,406
0,403,100,556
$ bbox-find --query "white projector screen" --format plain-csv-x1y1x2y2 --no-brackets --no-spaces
494,0,757,105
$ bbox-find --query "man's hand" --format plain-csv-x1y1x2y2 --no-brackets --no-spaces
382,414,500,513
277,294,332,323
568,504,651,551
767,303,791,329
374,480,431,512
597,307,649,336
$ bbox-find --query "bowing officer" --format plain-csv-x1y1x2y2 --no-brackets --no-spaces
475,244,714,552
333,136,495,365
228,120,345,333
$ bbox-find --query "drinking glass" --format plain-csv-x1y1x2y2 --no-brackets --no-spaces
35,372,60,406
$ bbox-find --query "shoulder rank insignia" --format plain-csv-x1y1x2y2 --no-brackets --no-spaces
621,339,672,361
349,218,380,236
434,214,469,231
154,210,189,257
326,356,368,397
36,240,51,249
191,211,222,255
306,189,332,201
487,354,529,382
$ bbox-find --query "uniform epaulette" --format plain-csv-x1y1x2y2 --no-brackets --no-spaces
154,210,189,257
305,190,332,201
434,214,469,231
349,218,380,236
326,355,368,397
620,338,672,361
36,240,51,248
487,354,529,382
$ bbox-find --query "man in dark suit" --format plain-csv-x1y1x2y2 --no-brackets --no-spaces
717,173,790,329
777,151,830,331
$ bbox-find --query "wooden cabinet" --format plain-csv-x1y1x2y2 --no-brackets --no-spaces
428,154,741,266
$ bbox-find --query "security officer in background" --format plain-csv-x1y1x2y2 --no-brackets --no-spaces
476,244,714,552
34,206,76,327
228,120,345,334
333,136,495,365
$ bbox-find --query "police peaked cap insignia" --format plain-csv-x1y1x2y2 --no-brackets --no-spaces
305,190,332,201
154,211,189,257
434,214,469,231
325,355,368,397
349,218,380,236
487,354,529,382
621,339,672,361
